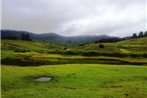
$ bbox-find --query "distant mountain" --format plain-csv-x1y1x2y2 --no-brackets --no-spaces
1,30,118,44
67,35,111,43
1,30,63,40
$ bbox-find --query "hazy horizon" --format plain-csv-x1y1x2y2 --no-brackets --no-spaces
2,0,147,37
2,29,147,38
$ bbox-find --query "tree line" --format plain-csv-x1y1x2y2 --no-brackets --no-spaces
132,31,147,38
1,33,32,41
97,31,147,43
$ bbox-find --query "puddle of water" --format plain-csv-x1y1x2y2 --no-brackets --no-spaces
34,77,52,82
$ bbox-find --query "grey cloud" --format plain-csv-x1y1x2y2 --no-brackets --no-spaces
2,0,146,37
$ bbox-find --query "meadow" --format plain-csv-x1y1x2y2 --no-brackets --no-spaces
2,64,147,98
1,37,147,98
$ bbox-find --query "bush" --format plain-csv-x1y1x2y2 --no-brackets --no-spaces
99,44,104,48
2,36,18,40
81,51,128,57
14,49,30,53
63,50,78,55
63,48,68,50
1,57,50,66
143,53,147,57
81,51,101,56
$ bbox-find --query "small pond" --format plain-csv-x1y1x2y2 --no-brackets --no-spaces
34,76,52,82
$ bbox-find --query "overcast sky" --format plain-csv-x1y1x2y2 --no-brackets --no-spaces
2,0,147,37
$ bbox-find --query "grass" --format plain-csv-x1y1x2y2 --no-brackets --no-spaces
2,64,147,98
1,40,49,52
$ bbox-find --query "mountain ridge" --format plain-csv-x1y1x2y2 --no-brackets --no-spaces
1,29,120,44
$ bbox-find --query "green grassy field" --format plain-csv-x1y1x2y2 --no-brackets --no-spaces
1,37,147,98
2,64,147,98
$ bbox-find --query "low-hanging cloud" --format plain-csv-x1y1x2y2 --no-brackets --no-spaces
2,0,146,37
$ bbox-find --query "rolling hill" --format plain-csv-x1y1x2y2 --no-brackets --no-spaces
1,36,147,56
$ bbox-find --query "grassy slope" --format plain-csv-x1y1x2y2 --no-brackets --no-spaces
1,40,64,59
1,38,147,65
116,37,147,54
2,64,147,98
82,37,147,54
1,40,56,52
1,37,147,55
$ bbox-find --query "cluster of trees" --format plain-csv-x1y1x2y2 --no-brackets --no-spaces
21,33,31,41
1,32,32,41
94,37,122,43
98,37,122,43
1,36,18,40
132,31,147,38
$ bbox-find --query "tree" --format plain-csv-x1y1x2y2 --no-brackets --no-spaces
21,33,25,40
144,31,147,37
26,33,31,41
21,33,31,41
132,33,137,38
138,31,144,37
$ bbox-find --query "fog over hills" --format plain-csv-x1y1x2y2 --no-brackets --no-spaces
1,30,119,43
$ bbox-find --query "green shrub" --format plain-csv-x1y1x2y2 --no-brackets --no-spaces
63,50,78,55
14,49,30,53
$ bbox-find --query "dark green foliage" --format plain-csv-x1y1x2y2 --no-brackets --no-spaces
21,33,31,41
1,57,52,66
132,33,137,38
138,31,144,37
63,50,78,55
2,36,18,40
131,31,147,39
63,47,68,50
144,31,147,37
81,51,124,57
143,53,147,57
98,37,122,43
14,49,30,53
99,44,104,48
79,43,87,46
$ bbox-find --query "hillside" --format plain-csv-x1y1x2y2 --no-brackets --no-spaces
1,37,147,66
117,37,147,45
78,37,147,55
1,37,147,54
